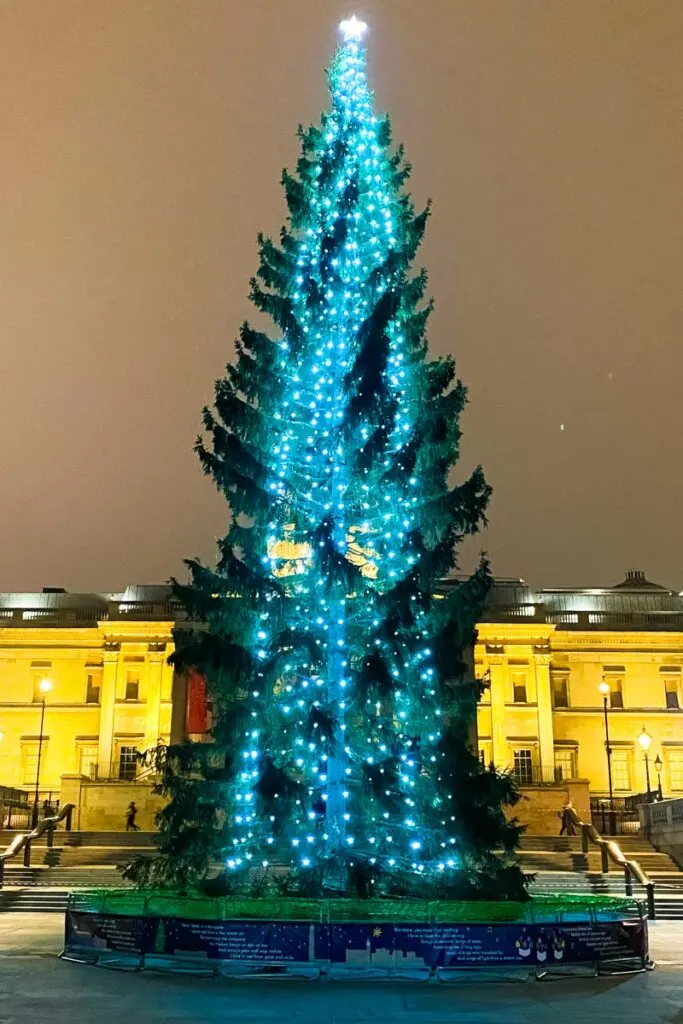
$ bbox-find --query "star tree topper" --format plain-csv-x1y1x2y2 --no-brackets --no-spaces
340,15,368,41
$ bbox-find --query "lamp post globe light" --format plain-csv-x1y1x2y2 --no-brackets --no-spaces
638,726,653,803
32,678,52,828
598,681,614,831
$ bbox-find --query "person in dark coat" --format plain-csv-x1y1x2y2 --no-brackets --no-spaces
125,801,140,831
559,798,576,836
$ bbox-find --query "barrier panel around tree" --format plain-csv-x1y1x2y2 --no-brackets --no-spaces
62,891,650,978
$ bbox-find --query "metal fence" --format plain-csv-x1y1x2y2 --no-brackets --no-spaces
84,761,158,783
0,794,59,830
590,798,641,836
511,764,573,786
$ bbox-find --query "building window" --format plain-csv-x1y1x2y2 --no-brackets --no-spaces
668,751,683,792
78,744,99,779
552,676,569,708
124,672,140,701
118,746,138,780
513,749,534,786
608,678,624,709
512,675,527,704
611,750,631,792
21,742,41,786
554,748,576,781
664,678,680,710
86,673,101,704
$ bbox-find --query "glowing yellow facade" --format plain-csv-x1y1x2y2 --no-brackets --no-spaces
476,572,683,800
0,587,176,796
269,531,378,580
1,571,681,808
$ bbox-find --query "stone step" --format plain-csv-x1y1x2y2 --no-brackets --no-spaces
519,844,670,860
517,851,676,871
58,847,153,867
2,866,130,887
1,890,681,921
0,889,70,912
63,831,156,847
521,831,645,841
0,830,156,848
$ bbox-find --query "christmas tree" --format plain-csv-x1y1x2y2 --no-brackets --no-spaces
128,17,525,900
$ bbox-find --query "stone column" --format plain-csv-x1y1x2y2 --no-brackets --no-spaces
462,642,479,755
487,647,508,769
170,669,188,744
534,650,555,782
59,774,85,830
143,645,166,752
97,645,120,774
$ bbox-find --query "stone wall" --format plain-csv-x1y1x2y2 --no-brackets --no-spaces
640,797,683,869
58,772,591,837
507,779,591,835
60,774,164,831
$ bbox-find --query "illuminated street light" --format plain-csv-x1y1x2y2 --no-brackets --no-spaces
32,679,53,827
638,727,653,801
598,681,614,829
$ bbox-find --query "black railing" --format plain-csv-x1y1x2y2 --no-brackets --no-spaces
568,806,656,920
0,803,74,886
0,785,29,805
512,764,575,787
590,798,641,836
84,761,158,783
4,801,60,831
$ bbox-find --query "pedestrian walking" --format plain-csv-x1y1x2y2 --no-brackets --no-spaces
558,798,576,836
126,800,140,831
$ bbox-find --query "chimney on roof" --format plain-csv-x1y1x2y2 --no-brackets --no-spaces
613,568,666,591
42,587,66,594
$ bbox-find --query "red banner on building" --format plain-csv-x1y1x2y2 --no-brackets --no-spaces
185,669,208,735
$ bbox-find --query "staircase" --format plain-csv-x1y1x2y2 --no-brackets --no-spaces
2,829,683,918
0,831,154,912
0,888,71,912
519,834,683,919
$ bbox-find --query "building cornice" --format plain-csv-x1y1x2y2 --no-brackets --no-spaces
476,623,556,645
552,630,683,652
98,620,175,642
0,628,103,648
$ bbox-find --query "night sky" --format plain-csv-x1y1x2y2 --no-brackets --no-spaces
1,0,682,593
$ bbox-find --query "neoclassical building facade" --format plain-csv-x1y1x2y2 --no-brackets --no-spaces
475,571,683,799
0,571,681,807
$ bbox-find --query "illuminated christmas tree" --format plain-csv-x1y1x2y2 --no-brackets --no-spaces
130,17,525,900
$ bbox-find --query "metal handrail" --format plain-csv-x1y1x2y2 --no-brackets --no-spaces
567,807,656,919
0,803,75,887
85,761,159,782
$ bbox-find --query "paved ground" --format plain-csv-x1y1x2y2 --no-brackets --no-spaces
1,914,682,1023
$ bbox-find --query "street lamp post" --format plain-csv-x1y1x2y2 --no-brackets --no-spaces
31,678,52,828
638,727,652,803
598,681,615,832
654,754,664,801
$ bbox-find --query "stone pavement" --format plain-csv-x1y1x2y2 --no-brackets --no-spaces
1,914,682,1023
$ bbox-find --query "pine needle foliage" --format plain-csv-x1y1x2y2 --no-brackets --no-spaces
125,31,526,901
